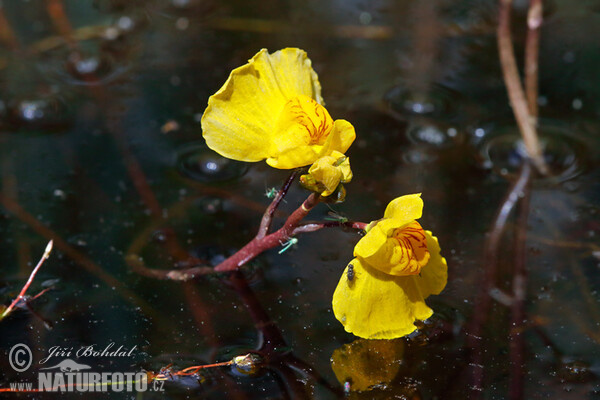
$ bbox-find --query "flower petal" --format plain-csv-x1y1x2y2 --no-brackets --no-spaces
353,223,389,260
258,47,323,104
383,194,423,224
332,258,433,339
272,95,334,154
201,48,322,162
320,119,356,157
359,221,430,276
416,231,448,297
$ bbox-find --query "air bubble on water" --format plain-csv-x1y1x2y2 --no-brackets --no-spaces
177,143,248,183
476,121,589,183
403,149,436,164
117,16,134,31
407,124,448,146
359,12,372,25
175,17,189,30
53,189,66,199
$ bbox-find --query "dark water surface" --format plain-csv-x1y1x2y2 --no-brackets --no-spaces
1,1,599,398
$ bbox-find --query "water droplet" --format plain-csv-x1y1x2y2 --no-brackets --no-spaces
406,124,451,147
177,144,248,183
557,359,594,383
6,96,71,130
53,189,67,200
384,83,461,121
151,230,168,243
476,120,589,183
359,12,372,25
403,149,436,164
37,39,129,86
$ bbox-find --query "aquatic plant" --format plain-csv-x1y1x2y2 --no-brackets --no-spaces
195,48,447,339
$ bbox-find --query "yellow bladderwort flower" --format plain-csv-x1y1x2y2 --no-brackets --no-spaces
332,194,448,339
201,48,356,169
300,151,352,197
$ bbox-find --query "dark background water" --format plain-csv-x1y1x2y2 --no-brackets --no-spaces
0,0,599,398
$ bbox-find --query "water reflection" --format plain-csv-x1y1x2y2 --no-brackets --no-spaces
177,143,248,183
475,120,589,183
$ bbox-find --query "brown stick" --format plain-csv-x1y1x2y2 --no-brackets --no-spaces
497,0,548,174
524,0,543,120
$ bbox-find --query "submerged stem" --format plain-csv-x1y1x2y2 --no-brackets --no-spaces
467,163,532,396
509,162,532,400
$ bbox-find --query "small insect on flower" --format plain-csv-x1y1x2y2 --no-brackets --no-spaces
324,211,348,223
347,263,355,282
278,238,298,254
265,187,278,199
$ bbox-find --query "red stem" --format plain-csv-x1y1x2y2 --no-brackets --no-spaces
2,241,53,318
214,193,321,272
257,170,298,239
293,221,367,234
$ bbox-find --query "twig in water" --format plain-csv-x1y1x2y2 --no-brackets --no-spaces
497,0,548,174
524,0,543,120
2,241,53,319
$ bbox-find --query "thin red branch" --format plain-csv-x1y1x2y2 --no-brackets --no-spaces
292,221,368,234
214,193,321,272
0,194,156,314
257,170,299,239
2,241,53,318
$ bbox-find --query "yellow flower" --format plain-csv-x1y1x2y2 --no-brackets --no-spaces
300,151,352,196
332,194,447,339
201,48,356,169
